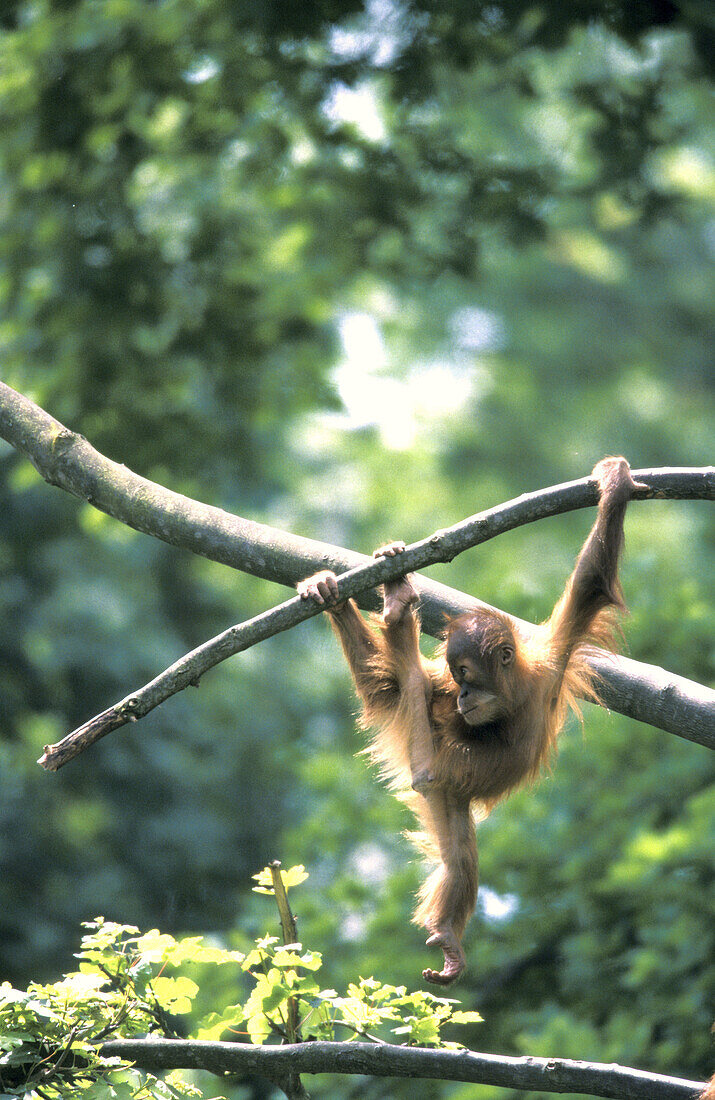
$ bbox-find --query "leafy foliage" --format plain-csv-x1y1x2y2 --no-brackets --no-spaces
0,868,480,1099
0,917,228,1100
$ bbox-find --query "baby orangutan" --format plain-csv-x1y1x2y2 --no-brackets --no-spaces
298,458,646,984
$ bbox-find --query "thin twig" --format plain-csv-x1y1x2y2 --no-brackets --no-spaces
269,861,302,1048
34,533,497,769
270,861,299,946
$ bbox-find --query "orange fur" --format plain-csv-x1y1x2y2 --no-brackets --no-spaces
306,457,643,984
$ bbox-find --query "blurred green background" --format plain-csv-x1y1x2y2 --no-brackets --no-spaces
0,1,713,1097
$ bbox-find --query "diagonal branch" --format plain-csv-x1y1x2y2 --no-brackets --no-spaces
34,523,525,769
101,1038,705,1099
37,496,715,769
1,381,712,602
1,382,713,769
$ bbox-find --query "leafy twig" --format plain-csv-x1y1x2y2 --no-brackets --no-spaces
269,861,302,1048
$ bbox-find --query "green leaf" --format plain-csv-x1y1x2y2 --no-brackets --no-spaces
196,1004,245,1042
392,1015,441,1046
272,947,322,971
242,937,280,971
449,1010,483,1024
252,864,309,893
135,930,179,961
246,1011,272,1045
152,976,199,1014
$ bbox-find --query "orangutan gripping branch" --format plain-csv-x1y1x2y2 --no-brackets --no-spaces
298,458,646,985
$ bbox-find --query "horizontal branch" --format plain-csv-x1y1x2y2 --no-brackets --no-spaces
101,1038,704,1099
1,383,713,766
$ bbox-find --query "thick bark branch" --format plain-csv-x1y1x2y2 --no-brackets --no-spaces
0,383,712,768
100,1038,704,1099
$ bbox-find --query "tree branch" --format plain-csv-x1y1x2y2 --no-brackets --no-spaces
35,483,715,769
1,383,712,768
35,547,462,769
100,1038,704,1099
